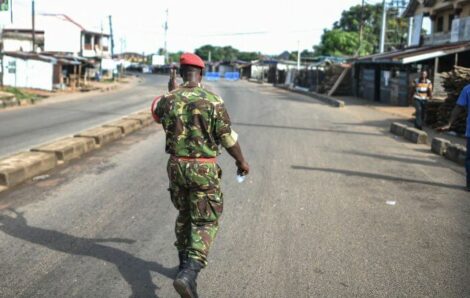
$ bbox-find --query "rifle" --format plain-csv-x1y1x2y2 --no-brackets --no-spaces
168,66,177,92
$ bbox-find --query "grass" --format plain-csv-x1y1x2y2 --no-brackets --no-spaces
3,87,39,101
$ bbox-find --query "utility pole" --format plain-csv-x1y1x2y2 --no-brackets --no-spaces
379,0,387,53
32,0,36,52
297,40,301,70
108,15,115,57
164,9,168,64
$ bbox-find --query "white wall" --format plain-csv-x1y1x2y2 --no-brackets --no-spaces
3,39,34,52
2,55,54,91
41,15,81,54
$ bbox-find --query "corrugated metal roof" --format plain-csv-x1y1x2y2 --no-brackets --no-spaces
402,0,419,18
3,51,82,65
355,41,470,64
3,52,56,63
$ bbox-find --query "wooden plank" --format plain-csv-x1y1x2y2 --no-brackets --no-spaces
327,68,349,97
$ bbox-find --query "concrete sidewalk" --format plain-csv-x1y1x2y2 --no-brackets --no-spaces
32,75,142,106
336,95,467,147
0,75,142,112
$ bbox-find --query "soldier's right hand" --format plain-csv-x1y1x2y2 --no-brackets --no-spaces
236,160,250,176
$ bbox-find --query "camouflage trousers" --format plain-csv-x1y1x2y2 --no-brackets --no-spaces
167,157,223,267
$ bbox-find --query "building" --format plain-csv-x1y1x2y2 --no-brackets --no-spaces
0,14,115,90
2,52,81,91
404,0,470,46
1,29,44,52
40,14,110,58
113,52,146,63
352,0,470,106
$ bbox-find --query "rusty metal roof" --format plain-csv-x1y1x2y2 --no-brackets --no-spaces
355,41,470,64
3,51,82,65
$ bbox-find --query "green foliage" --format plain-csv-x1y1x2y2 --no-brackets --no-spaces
195,45,260,62
315,29,374,57
169,51,183,64
315,3,409,57
3,87,38,100
288,50,316,61
237,51,261,62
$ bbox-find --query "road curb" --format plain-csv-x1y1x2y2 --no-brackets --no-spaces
31,137,97,164
390,122,428,144
431,138,450,156
103,119,142,135
75,126,123,147
390,122,407,136
0,152,58,188
444,143,467,166
275,85,345,108
390,122,465,167
403,127,428,144
0,109,155,193
125,113,153,126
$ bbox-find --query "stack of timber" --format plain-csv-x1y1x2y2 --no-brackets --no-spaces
318,63,352,96
427,66,469,134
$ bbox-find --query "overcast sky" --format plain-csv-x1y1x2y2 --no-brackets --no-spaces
9,0,382,55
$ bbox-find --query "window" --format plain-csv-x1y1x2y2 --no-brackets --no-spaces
84,34,92,50
448,14,454,32
436,16,444,32
84,34,92,45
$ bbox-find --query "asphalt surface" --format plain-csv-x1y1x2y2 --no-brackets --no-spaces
0,74,167,158
0,80,469,298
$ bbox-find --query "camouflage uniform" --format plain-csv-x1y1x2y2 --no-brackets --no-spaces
155,81,238,266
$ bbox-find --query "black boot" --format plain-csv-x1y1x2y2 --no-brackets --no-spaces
173,259,203,298
178,250,188,271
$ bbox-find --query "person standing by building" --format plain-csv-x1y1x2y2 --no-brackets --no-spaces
412,70,433,130
438,84,470,192
151,53,250,297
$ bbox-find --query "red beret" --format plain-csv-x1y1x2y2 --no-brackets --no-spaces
180,53,205,69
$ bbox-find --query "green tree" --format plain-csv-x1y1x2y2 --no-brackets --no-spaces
315,29,369,57
315,3,408,57
195,45,260,62
168,51,183,63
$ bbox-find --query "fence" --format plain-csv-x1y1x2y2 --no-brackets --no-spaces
205,72,221,81
205,72,240,81
224,72,240,81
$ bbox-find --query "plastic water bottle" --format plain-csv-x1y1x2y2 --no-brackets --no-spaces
236,174,246,183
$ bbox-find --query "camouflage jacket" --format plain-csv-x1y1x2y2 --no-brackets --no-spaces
154,81,238,157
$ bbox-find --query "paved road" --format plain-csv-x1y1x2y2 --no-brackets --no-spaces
0,80,468,298
0,74,167,158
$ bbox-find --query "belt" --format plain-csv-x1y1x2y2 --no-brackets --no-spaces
171,155,217,163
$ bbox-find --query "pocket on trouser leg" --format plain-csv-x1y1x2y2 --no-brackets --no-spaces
190,188,223,223
188,189,223,267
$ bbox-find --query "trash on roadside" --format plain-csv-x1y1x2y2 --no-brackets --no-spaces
33,174,50,181
386,200,396,206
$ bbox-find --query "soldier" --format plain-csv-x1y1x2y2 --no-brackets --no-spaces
151,53,250,298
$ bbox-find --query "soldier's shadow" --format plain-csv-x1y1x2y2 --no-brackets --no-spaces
0,209,177,298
